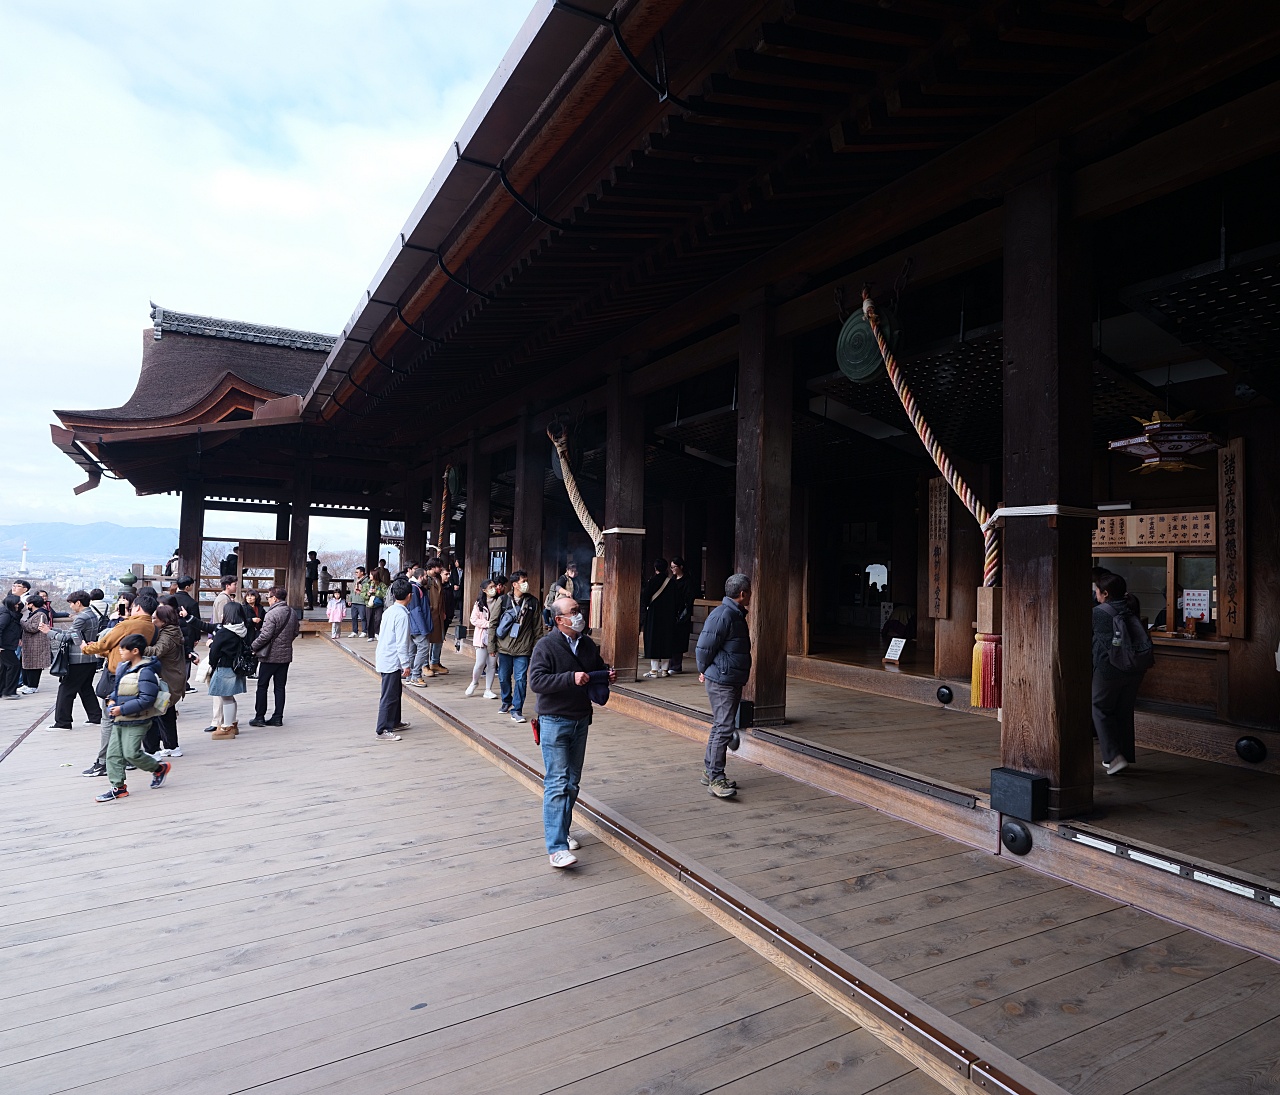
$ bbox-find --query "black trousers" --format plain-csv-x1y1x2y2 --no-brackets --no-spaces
0,649,19,696
1091,667,1142,765
143,708,179,752
22,668,43,689
54,663,102,726
305,578,317,608
376,671,403,734
255,661,290,720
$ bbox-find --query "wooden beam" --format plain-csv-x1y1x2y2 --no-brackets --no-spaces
365,510,382,571
464,438,492,618
601,372,645,680
1000,163,1094,820
402,475,426,565
735,302,792,726
287,459,312,612
1073,79,1280,220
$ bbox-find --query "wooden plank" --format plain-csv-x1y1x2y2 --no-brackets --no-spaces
1125,1012,1280,1095
601,371,645,679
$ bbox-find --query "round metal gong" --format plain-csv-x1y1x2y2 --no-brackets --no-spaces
836,307,897,384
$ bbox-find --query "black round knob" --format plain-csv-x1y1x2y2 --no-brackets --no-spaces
936,685,954,705
727,730,741,752
1235,736,1268,764
1000,818,1033,856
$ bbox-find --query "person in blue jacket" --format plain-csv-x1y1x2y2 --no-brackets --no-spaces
694,573,753,800
96,634,171,803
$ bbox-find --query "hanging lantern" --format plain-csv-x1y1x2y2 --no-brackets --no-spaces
1108,410,1221,473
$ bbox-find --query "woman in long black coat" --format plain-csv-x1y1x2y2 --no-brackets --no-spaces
667,557,696,674
641,558,679,678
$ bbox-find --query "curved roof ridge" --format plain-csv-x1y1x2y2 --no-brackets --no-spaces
150,302,337,352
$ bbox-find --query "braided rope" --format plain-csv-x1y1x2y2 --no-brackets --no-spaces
438,465,451,549
862,294,1000,587
547,427,605,556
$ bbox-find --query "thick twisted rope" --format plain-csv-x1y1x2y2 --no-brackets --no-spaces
438,465,451,550
547,426,604,556
862,293,1000,587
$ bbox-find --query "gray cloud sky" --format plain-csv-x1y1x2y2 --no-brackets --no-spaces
0,1,532,547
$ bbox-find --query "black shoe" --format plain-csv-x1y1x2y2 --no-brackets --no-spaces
249,717,267,727
48,723,73,730
203,724,218,733
84,720,101,725
95,785,128,802
150,762,171,788
265,717,283,726
82,762,107,778
500,703,511,713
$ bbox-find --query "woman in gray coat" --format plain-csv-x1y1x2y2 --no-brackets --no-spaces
20,595,53,693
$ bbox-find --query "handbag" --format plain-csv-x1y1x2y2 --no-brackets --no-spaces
48,633,72,678
194,658,213,684
94,661,115,698
232,642,258,678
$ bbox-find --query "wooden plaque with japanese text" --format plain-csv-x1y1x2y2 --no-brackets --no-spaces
1217,438,1246,638
927,477,949,619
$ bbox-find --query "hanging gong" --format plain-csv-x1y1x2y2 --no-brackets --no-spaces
445,465,459,496
836,306,898,384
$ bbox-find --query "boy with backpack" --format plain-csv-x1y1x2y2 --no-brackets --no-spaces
1091,572,1154,776
95,633,172,802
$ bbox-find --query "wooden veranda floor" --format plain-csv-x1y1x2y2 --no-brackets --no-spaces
625,669,1280,888
0,641,938,1095
340,636,1280,1095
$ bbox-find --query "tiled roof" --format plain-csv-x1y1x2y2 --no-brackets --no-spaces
150,303,336,352
55,307,334,424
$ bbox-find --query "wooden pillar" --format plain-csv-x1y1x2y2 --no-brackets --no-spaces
177,480,204,582
705,496,733,602
934,490,982,678
287,458,312,612
662,499,684,562
365,509,382,571
736,302,792,725
402,475,425,566
464,440,491,617
601,372,645,679
787,487,809,656
684,502,707,597
511,414,545,581
273,503,290,588
1001,163,1094,819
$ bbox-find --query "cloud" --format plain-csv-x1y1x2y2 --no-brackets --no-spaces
0,0,533,529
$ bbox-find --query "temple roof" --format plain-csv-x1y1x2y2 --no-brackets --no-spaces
54,305,335,427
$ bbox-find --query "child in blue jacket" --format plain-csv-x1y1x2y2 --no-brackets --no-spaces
96,634,171,803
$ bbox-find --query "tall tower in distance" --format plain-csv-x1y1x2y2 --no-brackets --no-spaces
17,541,30,576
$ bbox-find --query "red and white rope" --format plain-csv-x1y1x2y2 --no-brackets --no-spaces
862,293,1000,587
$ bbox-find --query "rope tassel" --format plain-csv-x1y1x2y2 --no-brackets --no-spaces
862,293,1002,709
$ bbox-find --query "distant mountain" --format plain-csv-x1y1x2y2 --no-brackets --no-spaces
0,523,179,564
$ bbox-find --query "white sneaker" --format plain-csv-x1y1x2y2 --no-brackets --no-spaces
366,637,376,643
567,836,581,851
464,682,476,697
376,731,401,741
16,686,34,695
168,746,183,758
511,713,526,724
153,748,170,758
549,850,578,869
482,690,498,700
1104,757,1130,776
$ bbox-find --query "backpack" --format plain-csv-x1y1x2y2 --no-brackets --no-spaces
1100,602,1155,674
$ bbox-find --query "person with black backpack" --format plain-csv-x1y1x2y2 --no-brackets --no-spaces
47,591,104,729
1091,572,1154,776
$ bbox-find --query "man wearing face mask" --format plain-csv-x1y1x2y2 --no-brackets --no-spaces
489,569,542,723
529,595,616,867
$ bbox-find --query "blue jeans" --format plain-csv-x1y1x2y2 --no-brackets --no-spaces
497,653,529,714
427,641,443,668
350,604,367,634
540,714,590,854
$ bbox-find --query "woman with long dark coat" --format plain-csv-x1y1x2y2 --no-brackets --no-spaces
19,595,53,693
144,604,188,756
667,557,697,674
641,557,679,678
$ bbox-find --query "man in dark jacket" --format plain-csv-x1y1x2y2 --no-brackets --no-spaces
48,591,103,729
694,573,753,799
489,569,543,723
96,633,170,802
249,587,299,726
529,596,615,868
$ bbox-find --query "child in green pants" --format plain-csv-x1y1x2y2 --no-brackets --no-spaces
96,634,171,803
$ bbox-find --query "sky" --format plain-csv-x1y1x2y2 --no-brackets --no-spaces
0,0,535,549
